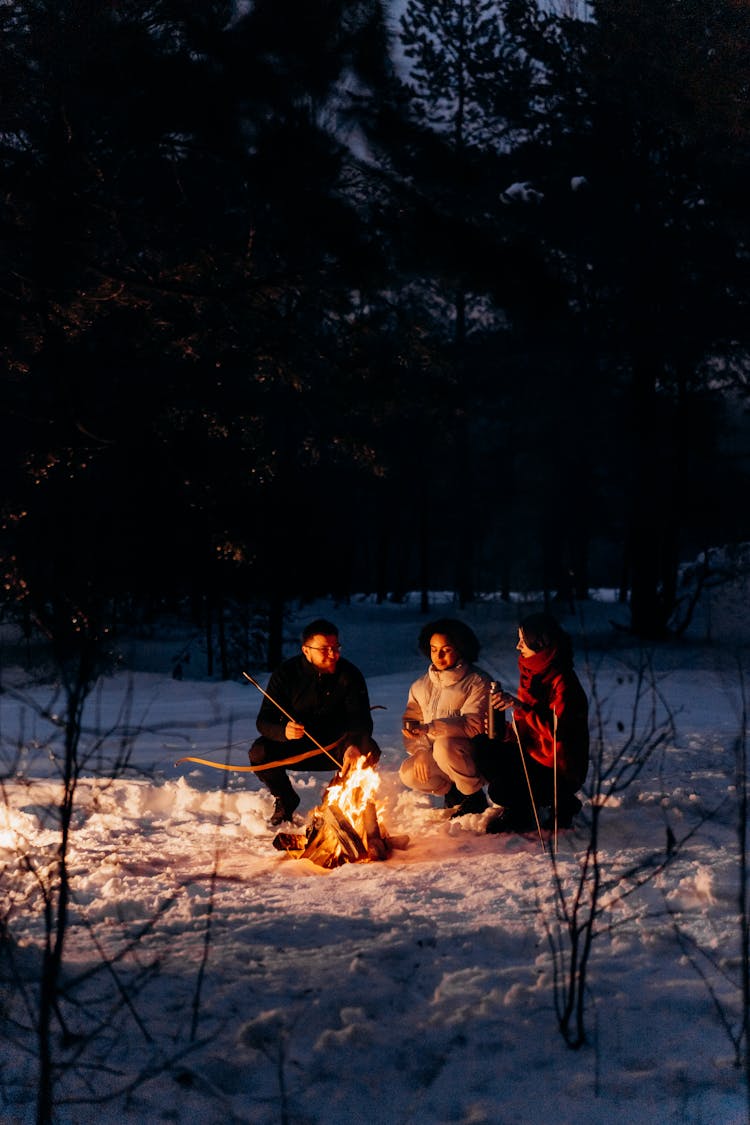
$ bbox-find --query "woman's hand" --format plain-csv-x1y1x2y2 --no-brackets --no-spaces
413,752,431,784
490,690,519,712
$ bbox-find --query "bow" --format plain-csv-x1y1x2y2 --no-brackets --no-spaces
175,745,340,773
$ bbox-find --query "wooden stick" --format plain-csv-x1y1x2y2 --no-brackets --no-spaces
242,671,341,768
511,715,545,853
552,709,558,855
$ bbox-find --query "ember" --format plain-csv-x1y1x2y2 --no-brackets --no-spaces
273,759,408,869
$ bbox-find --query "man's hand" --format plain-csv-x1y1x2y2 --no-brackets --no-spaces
342,744,381,770
342,744,362,768
285,721,305,740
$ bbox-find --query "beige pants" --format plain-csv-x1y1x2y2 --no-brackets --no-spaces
399,736,484,797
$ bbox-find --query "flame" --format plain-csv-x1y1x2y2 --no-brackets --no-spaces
324,758,381,826
274,757,408,867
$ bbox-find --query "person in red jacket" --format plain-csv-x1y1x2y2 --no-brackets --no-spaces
484,613,589,834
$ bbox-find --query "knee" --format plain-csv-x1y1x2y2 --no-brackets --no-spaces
399,757,416,788
431,736,448,766
432,735,465,773
249,738,267,765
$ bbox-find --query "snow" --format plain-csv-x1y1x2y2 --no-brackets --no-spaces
499,181,544,205
2,590,750,1124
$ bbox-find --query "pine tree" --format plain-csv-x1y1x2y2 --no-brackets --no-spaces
0,0,398,655
505,0,750,635
393,0,584,603
399,0,530,153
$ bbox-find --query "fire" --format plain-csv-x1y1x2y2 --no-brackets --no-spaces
273,759,409,868
324,757,381,828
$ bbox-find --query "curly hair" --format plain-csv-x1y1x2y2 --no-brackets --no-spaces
417,618,481,663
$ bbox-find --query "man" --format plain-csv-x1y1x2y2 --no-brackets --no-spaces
399,618,490,818
249,619,381,826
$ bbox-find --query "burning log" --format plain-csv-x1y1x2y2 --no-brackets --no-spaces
272,759,408,869
362,799,386,861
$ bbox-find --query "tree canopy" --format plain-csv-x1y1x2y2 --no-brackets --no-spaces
1,0,749,663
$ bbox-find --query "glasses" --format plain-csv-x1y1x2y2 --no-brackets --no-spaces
304,645,342,656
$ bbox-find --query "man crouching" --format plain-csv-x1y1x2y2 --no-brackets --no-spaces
249,619,380,825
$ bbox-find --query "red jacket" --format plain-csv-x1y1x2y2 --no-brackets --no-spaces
513,645,589,790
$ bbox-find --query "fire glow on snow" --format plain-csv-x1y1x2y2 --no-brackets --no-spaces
2,587,750,1124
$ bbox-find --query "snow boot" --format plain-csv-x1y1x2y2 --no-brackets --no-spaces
486,806,535,834
443,783,463,809
270,788,300,827
450,789,488,819
554,794,583,829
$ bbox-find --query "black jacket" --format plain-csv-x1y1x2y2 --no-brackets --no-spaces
255,654,374,749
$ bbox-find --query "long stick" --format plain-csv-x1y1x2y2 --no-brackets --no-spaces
242,671,341,768
511,714,545,852
553,708,558,855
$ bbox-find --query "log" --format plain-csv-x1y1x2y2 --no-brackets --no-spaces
272,770,408,867
362,799,387,861
295,817,341,869
272,832,307,854
319,804,369,863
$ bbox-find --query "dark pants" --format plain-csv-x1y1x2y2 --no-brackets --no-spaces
473,733,579,819
249,732,380,798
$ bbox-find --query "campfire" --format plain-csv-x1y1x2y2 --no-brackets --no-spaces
273,759,409,869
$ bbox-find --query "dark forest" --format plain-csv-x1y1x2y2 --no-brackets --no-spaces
2,0,749,668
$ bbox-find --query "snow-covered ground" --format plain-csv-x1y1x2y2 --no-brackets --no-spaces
2,587,750,1124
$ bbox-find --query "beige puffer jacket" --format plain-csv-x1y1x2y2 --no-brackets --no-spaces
402,661,491,751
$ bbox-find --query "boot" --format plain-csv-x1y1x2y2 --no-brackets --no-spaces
486,806,535,834
443,783,462,809
251,754,300,826
450,789,488,819
270,789,300,826
555,794,583,829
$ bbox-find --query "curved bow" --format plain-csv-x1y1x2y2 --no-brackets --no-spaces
175,745,339,773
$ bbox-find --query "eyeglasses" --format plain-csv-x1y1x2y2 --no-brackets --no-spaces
304,645,341,656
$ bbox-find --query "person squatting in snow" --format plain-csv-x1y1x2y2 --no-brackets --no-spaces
399,619,491,818
249,618,381,826
481,613,589,835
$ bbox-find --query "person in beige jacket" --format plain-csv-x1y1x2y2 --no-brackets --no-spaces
399,618,491,818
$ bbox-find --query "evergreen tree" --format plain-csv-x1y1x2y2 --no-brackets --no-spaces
400,0,531,152
504,0,750,634
0,0,398,660
391,0,599,603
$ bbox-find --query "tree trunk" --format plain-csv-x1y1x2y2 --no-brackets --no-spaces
627,357,677,639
